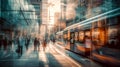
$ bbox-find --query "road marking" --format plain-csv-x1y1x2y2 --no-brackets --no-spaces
51,44,82,67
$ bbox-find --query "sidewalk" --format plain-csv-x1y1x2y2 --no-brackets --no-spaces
0,42,41,67
0,42,82,67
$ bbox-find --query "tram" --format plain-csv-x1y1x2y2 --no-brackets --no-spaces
56,8,120,66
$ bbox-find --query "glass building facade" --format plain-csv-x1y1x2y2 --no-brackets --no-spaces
0,0,39,40
0,0,39,36
66,0,120,26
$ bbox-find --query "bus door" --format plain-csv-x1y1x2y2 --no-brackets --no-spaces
70,29,75,51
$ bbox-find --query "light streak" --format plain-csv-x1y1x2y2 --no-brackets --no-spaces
51,44,82,67
64,8,120,31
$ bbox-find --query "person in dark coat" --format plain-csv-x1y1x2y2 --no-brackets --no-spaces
17,35,25,56
3,37,8,51
25,37,30,50
0,37,2,48
34,37,37,51
36,38,40,51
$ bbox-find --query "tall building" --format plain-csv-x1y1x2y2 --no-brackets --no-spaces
54,12,60,32
41,0,48,24
28,0,42,34
40,0,48,37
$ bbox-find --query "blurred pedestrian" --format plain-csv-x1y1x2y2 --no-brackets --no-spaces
18,35,25,56
3,37,8,51
25,36,30,50
34,37,37,51
52,38,55,45
37,38,40,51
8,39,13,51
0,37,2,49
42,39,47,51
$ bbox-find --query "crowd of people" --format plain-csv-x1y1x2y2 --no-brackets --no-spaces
16,35,49,56
0,37,13,51
0,34,56,57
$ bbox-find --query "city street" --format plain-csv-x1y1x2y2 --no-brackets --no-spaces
0,41,79,67
0,41,104,67
0,0,120,67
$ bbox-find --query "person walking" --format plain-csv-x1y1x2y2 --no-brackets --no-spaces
25,36,30,50
50,34,55,45
36,38,40,51
42,39,47,51
3,37,8,51
34,37,37,51
18,35,25,56
8,39,13,51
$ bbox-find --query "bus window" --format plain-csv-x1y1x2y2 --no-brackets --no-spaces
92,28,100,45
107,26,119,48
75,32,78,41
85,31,91,37
68,31,70,41
79,31,84,43
70,32,75,44
63,34,67,40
